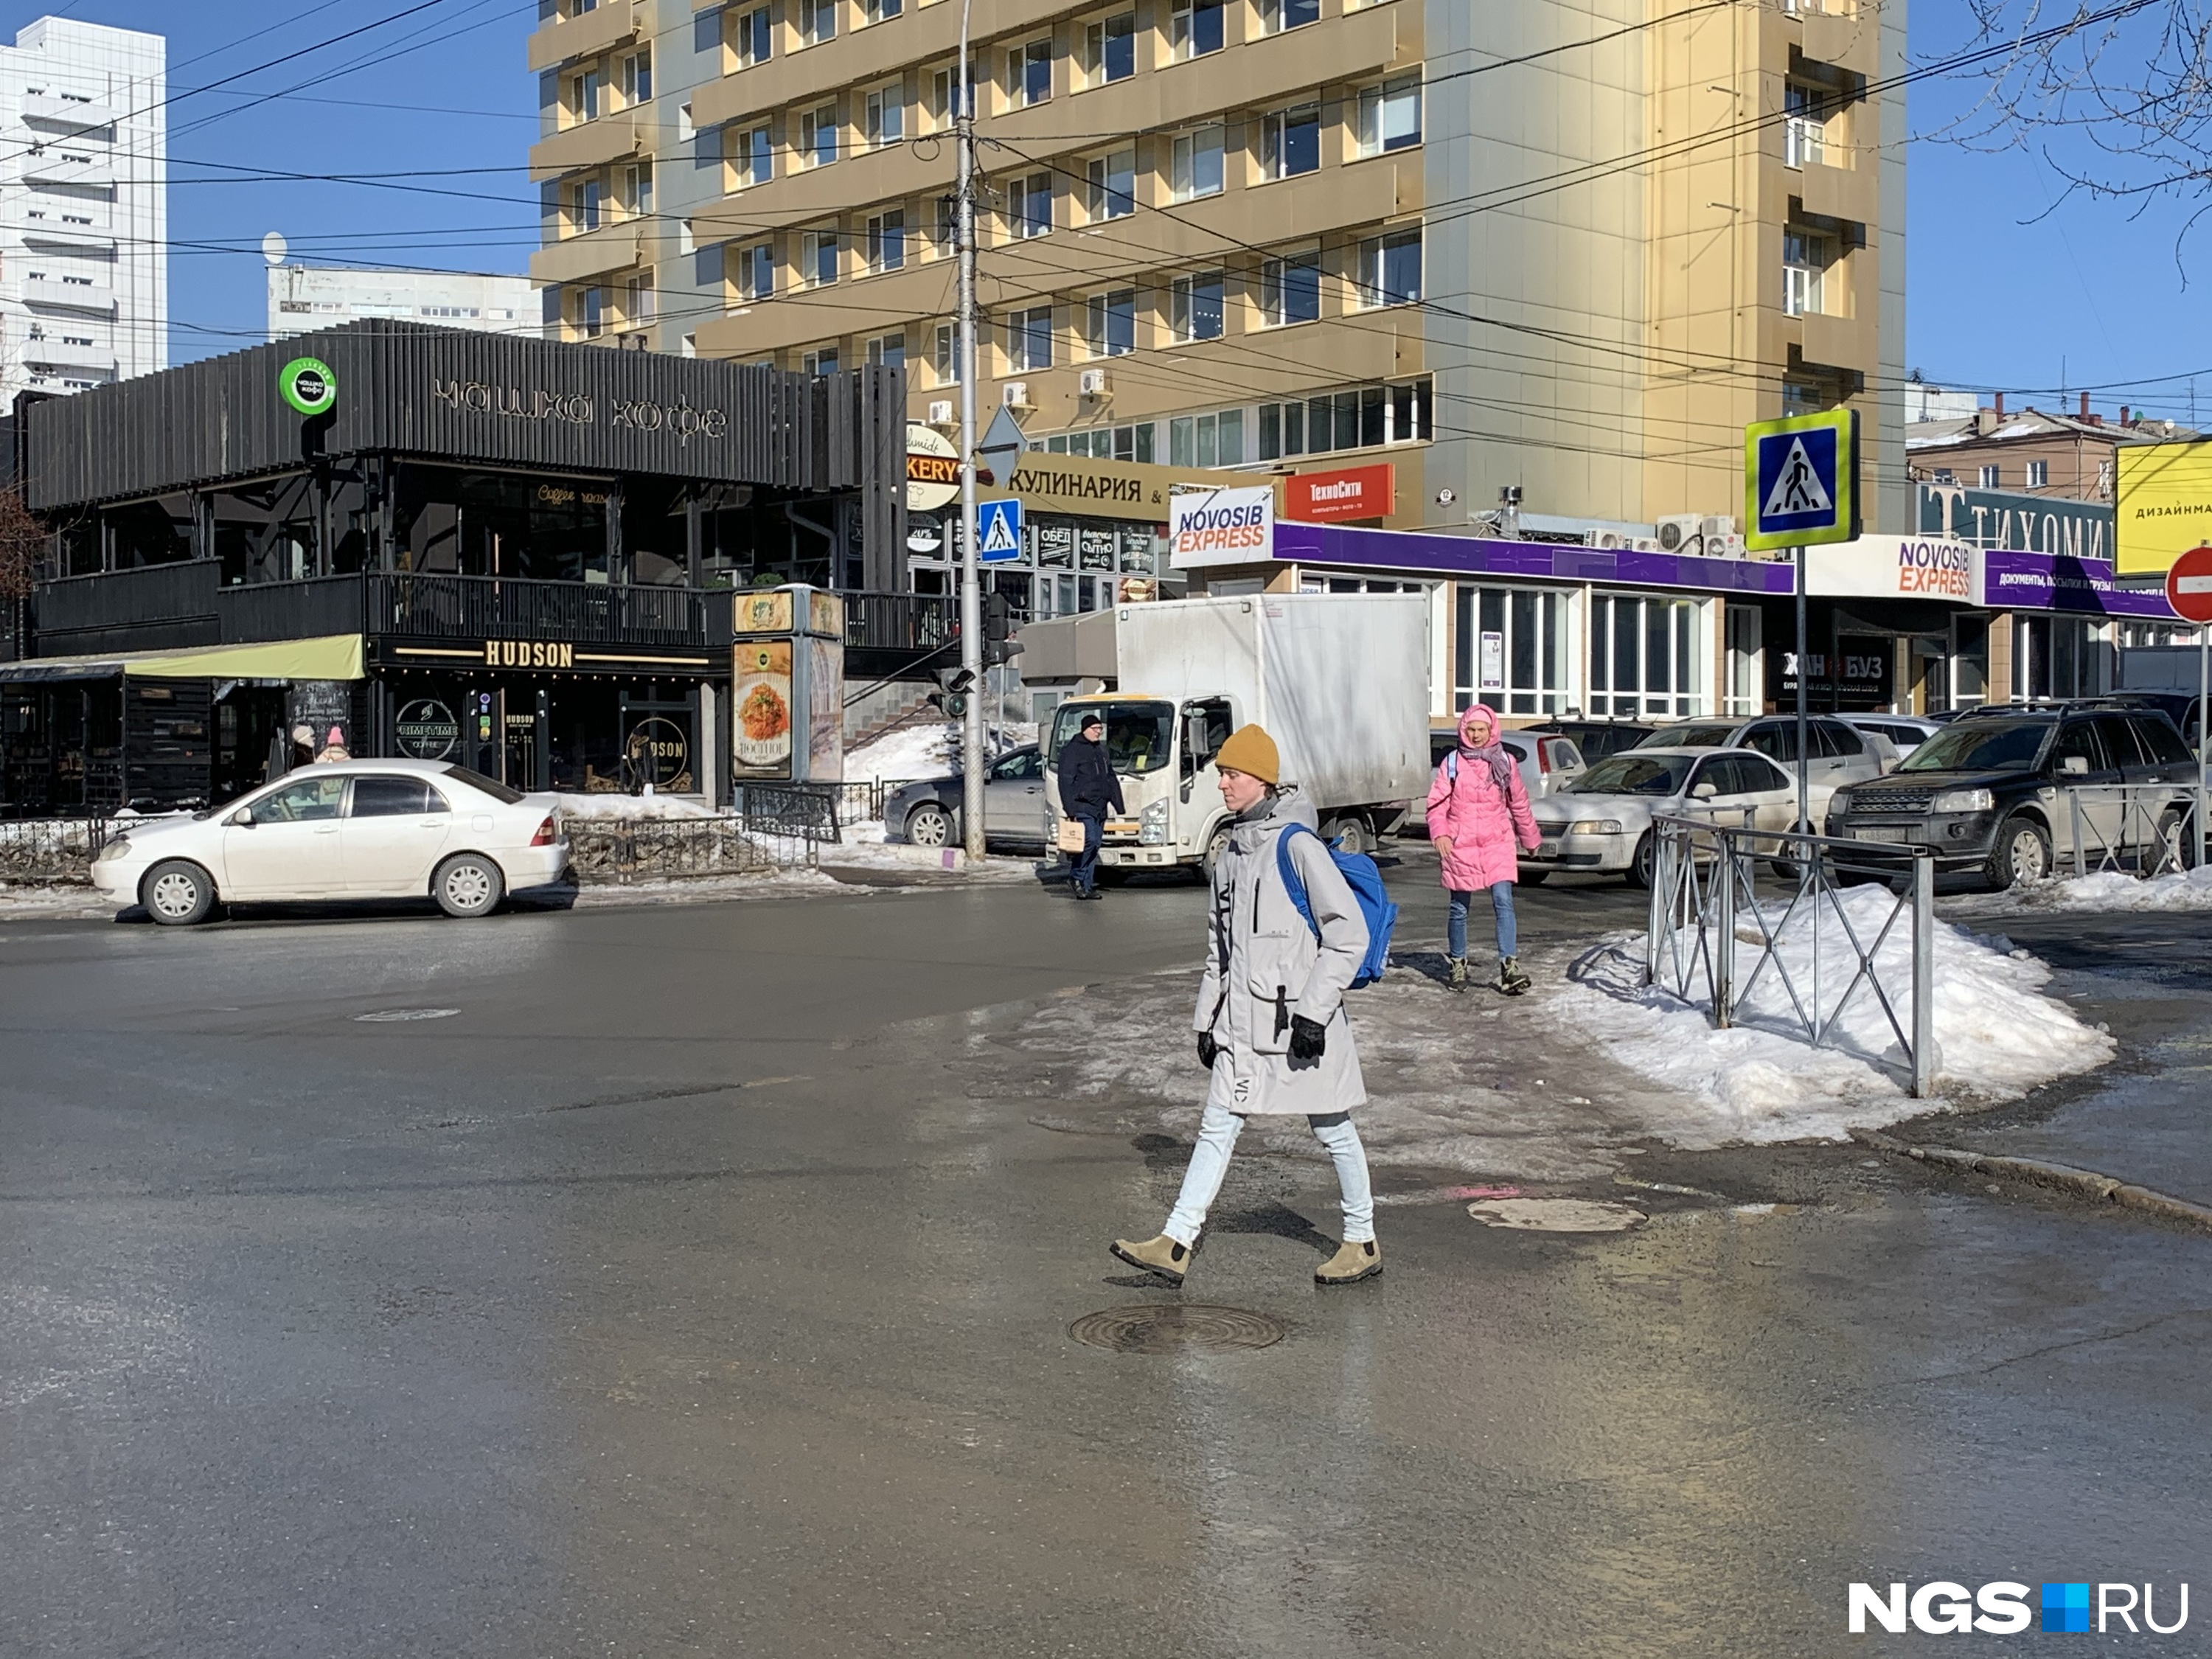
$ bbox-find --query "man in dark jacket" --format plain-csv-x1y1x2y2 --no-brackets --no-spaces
1056,709,1124,900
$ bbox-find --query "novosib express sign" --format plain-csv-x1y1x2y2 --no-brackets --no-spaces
1169,486,1275,568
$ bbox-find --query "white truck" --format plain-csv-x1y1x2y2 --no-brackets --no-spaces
1033,593,1430,878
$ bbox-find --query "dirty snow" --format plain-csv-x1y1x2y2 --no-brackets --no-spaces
845,721,953,785
552,791,715,820
1964,866,2212,916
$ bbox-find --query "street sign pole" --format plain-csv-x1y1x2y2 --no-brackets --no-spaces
1795,546,1809,838
2158,545,2212,870
2199,619,2207,870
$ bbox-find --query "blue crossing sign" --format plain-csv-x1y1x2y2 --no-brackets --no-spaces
1745,409,1857,552
976,498,1023,563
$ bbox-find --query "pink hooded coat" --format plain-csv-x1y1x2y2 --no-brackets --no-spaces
1425,705,1540,891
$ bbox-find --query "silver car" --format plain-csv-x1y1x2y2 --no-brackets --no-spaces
1840,714,1940,763
1526,746,1800,888
883,745,1048,850
1632,714,1894,819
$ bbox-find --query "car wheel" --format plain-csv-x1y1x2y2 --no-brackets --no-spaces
434,853,505,918
1985,814,2051,889
905,802,954,848
2156,807,2197,872
1770,821,1812,883
1625,831,1657,890
141,859,215,926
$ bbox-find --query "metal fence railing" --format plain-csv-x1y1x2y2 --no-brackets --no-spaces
557,813,821,885
0,816,115,884
1643,814,1938,1097
2057,783,2197,880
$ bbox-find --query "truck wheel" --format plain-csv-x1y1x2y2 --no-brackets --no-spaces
142,860,216,925
1324,815,1370,857
1199,821,1232,883
1985,814,2051,889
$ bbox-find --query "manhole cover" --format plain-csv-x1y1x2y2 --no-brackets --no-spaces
1467,1197,1647,1232
1068,1304,1284,1354
354,1007,461,1023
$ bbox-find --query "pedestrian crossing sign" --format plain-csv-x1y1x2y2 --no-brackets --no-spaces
977,498,1023,563
1745,408,1856,552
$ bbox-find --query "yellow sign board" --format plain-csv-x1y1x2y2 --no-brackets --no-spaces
2117,440,2212,574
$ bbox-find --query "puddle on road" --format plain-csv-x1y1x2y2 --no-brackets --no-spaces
354,1007,461,1023
1467,1197,1647,1232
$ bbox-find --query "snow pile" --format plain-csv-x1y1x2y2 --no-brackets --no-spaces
551,791,714,821
1989,866,2212,915
1557,883,2113,1141
846,721,953,785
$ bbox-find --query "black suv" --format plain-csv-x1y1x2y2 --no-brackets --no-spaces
1826,701,2198,888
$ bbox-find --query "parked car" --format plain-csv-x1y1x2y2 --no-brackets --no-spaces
883,744,1048,851
1632,714,1895,820
1826,702,2199,888
1839,713,1941,763
2099,691,2203,750
1525,746,1800,888
1426,728,1587,801
89,759,568,925
1521,717,1660,762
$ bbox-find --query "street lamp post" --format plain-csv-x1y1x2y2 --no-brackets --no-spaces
954,0,986,866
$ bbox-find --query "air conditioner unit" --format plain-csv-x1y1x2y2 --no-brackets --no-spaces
1654,513,1704,554
1002,380,1033,410
1710,533,1747,559
1077,367,1110,400
1630,538,1661,552
1583,529,1623,549
1699,514,1736,540
926,399,955,426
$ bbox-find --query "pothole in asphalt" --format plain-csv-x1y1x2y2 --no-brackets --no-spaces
353,1007,461,1023
1467,1197,1647,1232
1068,1304,1286,1354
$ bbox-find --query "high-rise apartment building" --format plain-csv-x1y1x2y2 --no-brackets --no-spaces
0,17,164,408
266,262,538,342
528,0,1903,535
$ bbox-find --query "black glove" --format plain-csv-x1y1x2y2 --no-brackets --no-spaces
1197,1031,1220,1069
1287,1015,1326,1062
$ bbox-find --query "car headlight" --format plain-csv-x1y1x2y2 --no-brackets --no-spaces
1568,819,1624,835
1139,798,1170,845
1932,787,1994,814
97,836,131,861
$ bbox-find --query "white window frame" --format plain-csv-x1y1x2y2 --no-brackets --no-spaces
866,330,906,367
1259,0,1321,32
1169,0,1224,61
1082,11,1137,86
1085,149,1135,221
1978,464,2000,490
1783,83,1827,168
1783,230,1827,317
2026,459,2050,488
801,226,840,288
1083,288,1135,358
1455,583,1571,717
1009,38,1052,108
804,104,840,168
1007,171,1054,239
735,125,773,187
1169,125,1225,201
1259,246,1323,327
1587,591,1709,719
1261,103,1321,181
864,81,905,147
1356,75,1421,156
734,6,772,67
1006,305,1054,372
1355,226,1422,308
736,242,775,301
1170,269,1225,342
798,0,838,47
866,208,907,273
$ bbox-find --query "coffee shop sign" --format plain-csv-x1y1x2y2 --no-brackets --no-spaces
430,375,729,444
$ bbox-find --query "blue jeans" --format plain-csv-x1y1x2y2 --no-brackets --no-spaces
1448,883,1516,959
1071,813,1103,893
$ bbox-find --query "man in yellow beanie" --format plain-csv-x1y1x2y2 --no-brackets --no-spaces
1112,723,1382,1287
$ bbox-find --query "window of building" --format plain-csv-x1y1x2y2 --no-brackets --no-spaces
735,124,773,187
804,104,839,167
1455,585,1568,715
1254,378,1431,458
1169,0,1225,59
863,0,902,21
866,208,907,272
622,274,654,324
1007,305,1054,371
801,226,839,286
1085,288,1135,358
803,346,841,376
1357,227,1421,306
1044,424,1155,462
572,176,604,233
1008,172,1053,237
1083,12,1136,84
1259,247,1323,327
1170,125,1225,201
624,159,653,218
1978,463,2000,489
1724,604,1764,717
1010,38,1051,106
1169,409,1245,467
621,47,652,105
929,191,958,256
1784,83,1827,168
2098,459,2115,496
865,83,905,147
1259,0,1321,32
1781,379,1826,416
1589,593,1705,718
1170,269,1225,341
1783,230,1826,316
928,60,978,127
1357,75,1421,155
867,332,906,368
737,242,774,300
933,321,963,384
1931,467,1957,485
799,0,837,46
1086,149,1135,220
577,285,605,338
571,68,601,122
735,6,772,66
1262,104,1321,180
2027,459,2050,488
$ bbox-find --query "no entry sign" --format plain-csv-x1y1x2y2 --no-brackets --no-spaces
2164,544,2212,625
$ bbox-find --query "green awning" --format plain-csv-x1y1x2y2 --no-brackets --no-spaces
0,634,364,684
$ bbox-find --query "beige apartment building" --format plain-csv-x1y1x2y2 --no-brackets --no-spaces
526,0,1907,542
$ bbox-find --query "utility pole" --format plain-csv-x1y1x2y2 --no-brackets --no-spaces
955,0,986,866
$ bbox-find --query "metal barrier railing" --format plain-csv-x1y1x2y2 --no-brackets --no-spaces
1643,814,1938,1097
2058,782,2197,880
0,815,115,884
557,813,821,885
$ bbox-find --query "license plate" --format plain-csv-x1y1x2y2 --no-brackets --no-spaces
1854,826,1905,841
1536,839,1560,858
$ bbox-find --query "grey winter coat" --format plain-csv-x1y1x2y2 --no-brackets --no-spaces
1193,788,1370,1116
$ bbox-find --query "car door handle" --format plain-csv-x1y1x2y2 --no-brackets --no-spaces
314,825,338,835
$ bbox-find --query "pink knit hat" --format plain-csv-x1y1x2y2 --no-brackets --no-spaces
1458,703,1500,742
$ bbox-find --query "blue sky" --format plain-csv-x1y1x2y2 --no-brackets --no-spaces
19,1,2212,424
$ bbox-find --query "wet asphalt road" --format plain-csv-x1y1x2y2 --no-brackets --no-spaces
5,868,2212,1658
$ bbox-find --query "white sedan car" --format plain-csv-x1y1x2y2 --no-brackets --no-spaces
1526,746,1800,888
91,759,571,925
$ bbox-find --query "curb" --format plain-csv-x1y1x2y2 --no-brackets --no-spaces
1850,1128,2212,1231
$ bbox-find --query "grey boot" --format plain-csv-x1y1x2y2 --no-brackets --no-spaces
1496,956,1531,996
1446,956,1469,991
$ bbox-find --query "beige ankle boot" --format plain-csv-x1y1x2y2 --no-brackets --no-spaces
1315,1238,1382,1285
1111,1233,1195,1284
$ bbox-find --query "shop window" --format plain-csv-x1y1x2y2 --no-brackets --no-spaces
1455,584,1566,716
2016,614,2108,700
105,493,194,568
1724,604,1763,717
392,464,611,584
1590,593,1705,718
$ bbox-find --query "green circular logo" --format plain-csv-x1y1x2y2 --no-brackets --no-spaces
279,355,336,417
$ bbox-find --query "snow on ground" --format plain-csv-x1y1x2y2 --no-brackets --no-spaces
846,721,953,785
1959,866,2212,916
0,885,115,921
552,791,715,820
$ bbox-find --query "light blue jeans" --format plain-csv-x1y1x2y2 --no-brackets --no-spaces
1448,883,1517,960
1164,1102,1375,1246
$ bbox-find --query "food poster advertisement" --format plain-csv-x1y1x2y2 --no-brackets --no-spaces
735,590,794,636
807,588,844,640
732,640,794,777
807,637,844,782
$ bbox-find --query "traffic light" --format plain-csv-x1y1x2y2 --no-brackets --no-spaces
929,664,975,719
982,592,1022,667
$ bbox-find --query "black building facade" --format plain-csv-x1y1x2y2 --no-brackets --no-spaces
0,321,933,813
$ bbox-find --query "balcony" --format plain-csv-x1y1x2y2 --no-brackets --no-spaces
1793,161,1876,231
23,153,112,189
19,278,114,316
527,0,643,73
22,336,116,374
23,93,119,132
14,216,114,254
529,108,648,181
529,221,647,287
1801,10,1879,75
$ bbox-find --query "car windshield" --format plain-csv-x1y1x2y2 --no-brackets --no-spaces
1895,720,2048,774
1048,700,1176,775
1571,754,1695,796
1635,722,1736,750
440,764,528,803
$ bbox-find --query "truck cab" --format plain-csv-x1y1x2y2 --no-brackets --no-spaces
1043,695,1237,877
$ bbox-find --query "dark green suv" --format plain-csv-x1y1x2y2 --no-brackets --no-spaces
1825,702,2199,888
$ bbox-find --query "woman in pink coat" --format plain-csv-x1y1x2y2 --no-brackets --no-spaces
1425,703,1541,994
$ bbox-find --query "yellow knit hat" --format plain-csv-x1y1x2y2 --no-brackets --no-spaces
1214,723,1281,785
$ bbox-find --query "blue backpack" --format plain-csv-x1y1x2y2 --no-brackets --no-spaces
1276,824,1398,990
